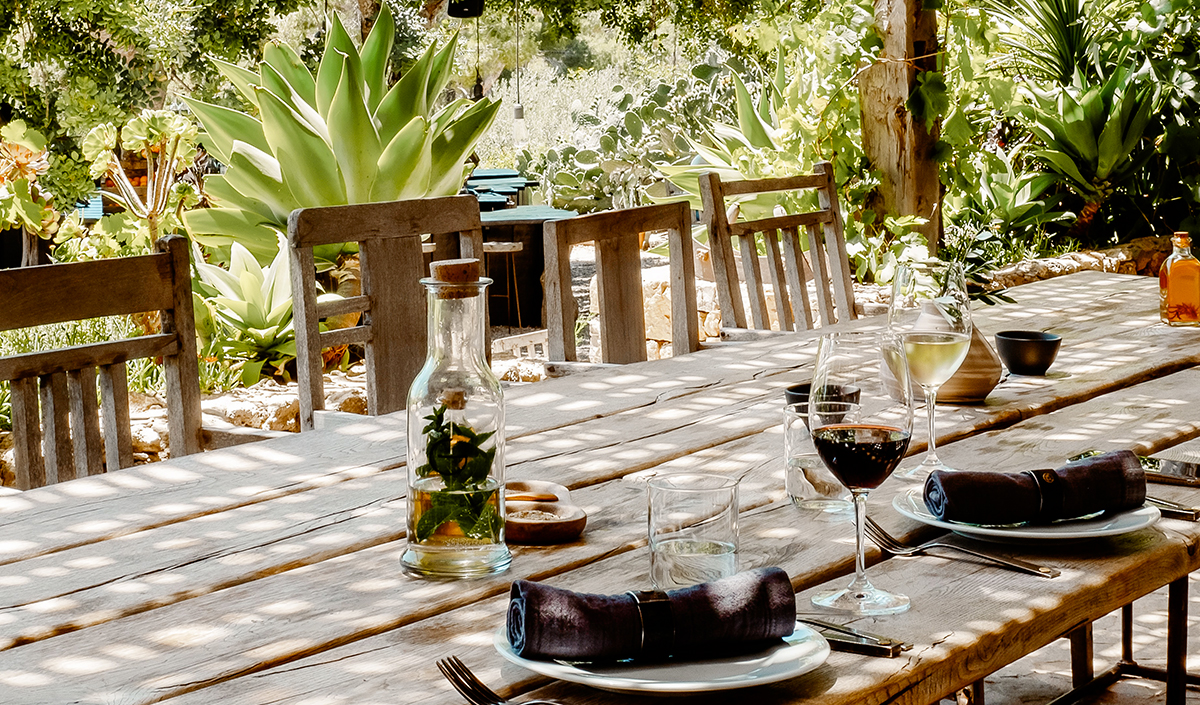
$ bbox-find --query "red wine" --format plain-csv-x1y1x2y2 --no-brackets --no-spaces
811,424,911,490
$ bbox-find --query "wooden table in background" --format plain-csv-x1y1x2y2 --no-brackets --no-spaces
2,272,1200,705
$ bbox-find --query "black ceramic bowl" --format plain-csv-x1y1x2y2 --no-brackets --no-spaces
995,331,1062,376
784,383,861,407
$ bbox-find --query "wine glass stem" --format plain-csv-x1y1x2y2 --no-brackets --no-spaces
921,384,940,466
850,490,872,592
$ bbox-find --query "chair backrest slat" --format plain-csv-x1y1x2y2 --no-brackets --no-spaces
288,195,482,431
0,253,175,332
544,201,699,365
0,236,200,490
699,161,856,332
99,362,134,472
67,367,104,478
39,372,73,485
10,377,44,489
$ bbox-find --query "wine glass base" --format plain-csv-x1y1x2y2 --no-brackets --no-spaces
898,458,959,481
795,498,853,512
810,584,911,616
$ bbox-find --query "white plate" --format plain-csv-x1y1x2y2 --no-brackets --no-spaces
893,488,1161,542
493,622,829,695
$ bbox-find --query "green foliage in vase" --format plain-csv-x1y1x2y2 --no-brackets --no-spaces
413,404,501,543
183,7,502,265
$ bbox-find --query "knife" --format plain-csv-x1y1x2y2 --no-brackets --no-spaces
1069,451,1200,519
797,618,911,658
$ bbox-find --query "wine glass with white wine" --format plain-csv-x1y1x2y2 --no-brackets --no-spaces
888,261,972,480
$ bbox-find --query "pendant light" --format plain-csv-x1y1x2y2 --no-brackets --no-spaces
512,0,527,147
448,0,485,19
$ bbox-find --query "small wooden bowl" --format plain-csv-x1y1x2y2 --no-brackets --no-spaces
505,500,587,545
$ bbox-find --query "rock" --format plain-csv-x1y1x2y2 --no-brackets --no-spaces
1,432,14,488
131,425,163,453
327,387,367,415
263,396,299,432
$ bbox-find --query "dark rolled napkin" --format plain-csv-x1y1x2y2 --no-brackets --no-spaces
923,450,1146,525
506,567,796,662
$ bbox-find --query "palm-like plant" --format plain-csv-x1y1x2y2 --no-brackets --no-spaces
982,0,1136,85
1020,68,1156,231
182,6,500,264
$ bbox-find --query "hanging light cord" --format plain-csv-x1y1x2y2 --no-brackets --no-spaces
514,0,521,105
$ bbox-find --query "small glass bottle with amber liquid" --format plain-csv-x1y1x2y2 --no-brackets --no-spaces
1160,232,1200,327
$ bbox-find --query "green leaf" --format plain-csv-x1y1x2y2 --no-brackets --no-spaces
375,39,436,141
428,98,502,196
181,98,270,165
223,141,300,222
212,58,261,109
328,54,382,202
260,62,329,142
184,209,281,264
729,71,776,149
316,12,361,119
263,43,316,110
360,3,395,111
425,33,460,106
371,116,431,201
623,111,643,142
255,86,347,207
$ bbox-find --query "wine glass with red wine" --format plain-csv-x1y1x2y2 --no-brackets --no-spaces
808,331,914,615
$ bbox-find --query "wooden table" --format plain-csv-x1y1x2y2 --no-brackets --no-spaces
3,271,1200,705
479,206,576,327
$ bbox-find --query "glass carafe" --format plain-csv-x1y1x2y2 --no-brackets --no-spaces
401,259,511,578
1160,232,1200,327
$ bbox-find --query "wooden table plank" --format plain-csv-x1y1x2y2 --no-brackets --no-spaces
95,368,1200,705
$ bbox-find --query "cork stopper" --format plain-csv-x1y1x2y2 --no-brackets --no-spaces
428,258,482,299
1174,231,1192,245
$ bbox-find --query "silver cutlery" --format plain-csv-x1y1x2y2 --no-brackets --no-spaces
437,656,562,705
864,516,1060,578
1145,495,1200,521
797,617,910,657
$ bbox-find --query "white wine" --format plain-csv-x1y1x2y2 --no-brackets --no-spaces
904,332,970,387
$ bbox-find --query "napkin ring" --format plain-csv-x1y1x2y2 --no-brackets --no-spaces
627,590,674,660
1023,469,1064,521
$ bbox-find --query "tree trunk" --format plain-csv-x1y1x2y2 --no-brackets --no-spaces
358,0,380,41
859,0,942,254
20,226,38,267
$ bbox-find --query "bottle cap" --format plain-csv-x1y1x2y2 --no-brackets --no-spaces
428,258,483,299
1174,231,1191,243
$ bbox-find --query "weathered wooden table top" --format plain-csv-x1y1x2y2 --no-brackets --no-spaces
2,271,1200,705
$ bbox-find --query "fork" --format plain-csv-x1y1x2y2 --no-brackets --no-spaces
864,516,1061,578
437,656,562,705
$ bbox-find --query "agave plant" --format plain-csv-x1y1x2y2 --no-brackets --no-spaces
1020,68,1156,232
194,237,299,385
182,6,501,264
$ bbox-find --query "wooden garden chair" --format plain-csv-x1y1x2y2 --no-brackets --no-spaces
288,195,484,431
698,161,857,336
543,201,699,375
0,235,203,490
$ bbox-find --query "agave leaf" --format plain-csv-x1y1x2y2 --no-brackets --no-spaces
223,141,299,222
709,121,755,153
1059,114,1097,164
212,58,261,109
430,98,470,138
263,241,292,313
329,54,382,202
203,174,277,221
371,116,430,201
1094,108,1125,179
316,13,361,119
360,3,395,111
375,40,435,141
181,98,270,164
256,86,347,207
427,98,501,196
263,43,316,109
215,294,258,328
195,259,243,300
261,62,330,144
729,72,776,149
1120,88,1153,158
185,209,282,264
425,32,460,106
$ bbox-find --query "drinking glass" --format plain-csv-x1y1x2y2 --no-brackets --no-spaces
888,261,972,480
808,332,914,615
648,473,739,590
784,403,852,513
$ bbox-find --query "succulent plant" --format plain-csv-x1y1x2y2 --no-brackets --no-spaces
182,6,501,264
